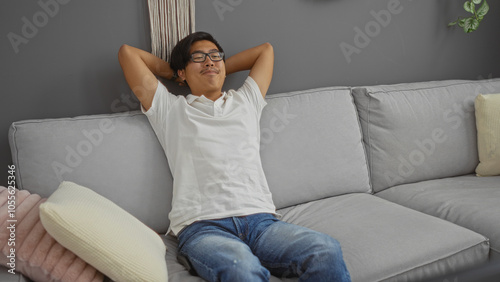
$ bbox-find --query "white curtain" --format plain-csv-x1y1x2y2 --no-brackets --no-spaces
147,0,195,62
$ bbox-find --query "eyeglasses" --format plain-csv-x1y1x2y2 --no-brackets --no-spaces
190,51,224,63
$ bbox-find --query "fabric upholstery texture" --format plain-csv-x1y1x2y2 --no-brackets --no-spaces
6,78,500,282
39,181,168,282
0,186,104,282
475,93,500,176
163,193,489,282
8,112,172,234
278,194,489,282
376,174,500,258
8,87,372,225
260,87,371,209
352,78,500,192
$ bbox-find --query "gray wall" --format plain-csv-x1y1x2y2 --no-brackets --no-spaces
1,0,499,186
198,0,500,92
1,0,151,186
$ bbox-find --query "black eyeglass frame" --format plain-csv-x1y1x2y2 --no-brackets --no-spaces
189,51,225,63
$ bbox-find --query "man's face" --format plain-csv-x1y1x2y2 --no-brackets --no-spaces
178,40,226,96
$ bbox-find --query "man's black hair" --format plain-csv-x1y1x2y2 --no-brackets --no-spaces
170,31,225,74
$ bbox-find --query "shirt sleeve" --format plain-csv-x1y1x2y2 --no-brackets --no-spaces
141,81,177,123
141,81,178,149
237,76,268,114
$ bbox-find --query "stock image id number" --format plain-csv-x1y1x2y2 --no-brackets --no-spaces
8,165,16,188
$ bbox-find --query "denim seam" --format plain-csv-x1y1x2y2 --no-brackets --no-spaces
181,251,216,282
251,218,276,250
261,260,299,279
231,217,243,240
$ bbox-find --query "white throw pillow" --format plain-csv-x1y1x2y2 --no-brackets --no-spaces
39,181,168,282
475,93,500,176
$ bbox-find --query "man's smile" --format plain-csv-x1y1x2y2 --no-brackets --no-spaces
201,67,220,75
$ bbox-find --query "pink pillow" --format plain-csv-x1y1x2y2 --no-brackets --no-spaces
0,186,104,282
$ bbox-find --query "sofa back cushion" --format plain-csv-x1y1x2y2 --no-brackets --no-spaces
352,78,500,193
10,86,371,231
260,87,371,209
9,111,173,234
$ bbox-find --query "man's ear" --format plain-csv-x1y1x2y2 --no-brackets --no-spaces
177,69,188,86
177,69,186,81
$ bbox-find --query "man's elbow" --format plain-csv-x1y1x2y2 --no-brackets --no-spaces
118,44,132,63
263,42,273,52
260,42,274,59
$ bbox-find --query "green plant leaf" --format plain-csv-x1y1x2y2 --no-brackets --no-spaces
477,0,489,18
463,17,480,33
448,0,487,33
458,18,467,27
464,1,475,13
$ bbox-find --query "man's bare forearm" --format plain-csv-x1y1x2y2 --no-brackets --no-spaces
118,44,175,80
118,44,178,110
225,43,274,97
225,43,273,75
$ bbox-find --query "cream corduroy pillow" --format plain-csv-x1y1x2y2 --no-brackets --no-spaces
39,181,168,282
475,94,500,176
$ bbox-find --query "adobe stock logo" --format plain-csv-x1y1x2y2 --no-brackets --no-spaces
340,0,408,64
382,74,496,187
51,119,115,182
212,0,243,21
7,0,71,54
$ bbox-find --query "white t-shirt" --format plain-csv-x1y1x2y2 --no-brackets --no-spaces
142,77,277,235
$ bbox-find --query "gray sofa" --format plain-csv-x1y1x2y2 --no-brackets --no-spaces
3,78,500,281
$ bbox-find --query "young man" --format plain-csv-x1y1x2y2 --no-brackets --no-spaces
118,31,351,282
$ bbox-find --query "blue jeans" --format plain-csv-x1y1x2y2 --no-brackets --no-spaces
177,213,351,282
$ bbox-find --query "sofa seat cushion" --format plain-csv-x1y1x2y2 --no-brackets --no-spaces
376,174,500,259
280,193,488,282
162,193,489,282
352,78,500,192
260,86,371,209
